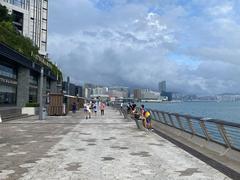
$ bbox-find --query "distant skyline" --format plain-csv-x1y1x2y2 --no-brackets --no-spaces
48,0,240,95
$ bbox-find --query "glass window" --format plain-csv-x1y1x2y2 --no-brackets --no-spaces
46,78,51,90
29,87,38,103
0,84,17,105
0,64,17,79
43,0,47,9
9,0,28,9
30,72,38,86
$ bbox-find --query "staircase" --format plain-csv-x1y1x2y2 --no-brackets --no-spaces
0,107,30,122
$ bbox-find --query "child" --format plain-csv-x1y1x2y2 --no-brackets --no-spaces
145,111,153,131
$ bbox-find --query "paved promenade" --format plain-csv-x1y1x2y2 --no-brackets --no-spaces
0,108,231,180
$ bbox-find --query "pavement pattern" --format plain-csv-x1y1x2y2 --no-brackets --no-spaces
0,107,231,180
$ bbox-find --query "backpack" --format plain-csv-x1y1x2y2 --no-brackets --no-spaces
144,111,151,118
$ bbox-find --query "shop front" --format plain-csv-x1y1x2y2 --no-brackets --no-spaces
0,63,17,106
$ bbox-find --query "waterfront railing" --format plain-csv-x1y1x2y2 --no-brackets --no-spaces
114,104,240,152
146,109,240,151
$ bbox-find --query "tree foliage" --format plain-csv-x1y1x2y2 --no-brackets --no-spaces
0,5,12,22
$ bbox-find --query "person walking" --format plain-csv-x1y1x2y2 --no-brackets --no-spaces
72,102,77,113
84,102,88,119
100,102,106,116
87,103,91,119
93,102,98,116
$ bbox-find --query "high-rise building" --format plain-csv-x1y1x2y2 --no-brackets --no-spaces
158,81,166,92
108,86,129,98
0,0,48,55
133,89,142,100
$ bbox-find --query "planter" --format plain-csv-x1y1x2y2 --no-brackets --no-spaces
22,107,39,115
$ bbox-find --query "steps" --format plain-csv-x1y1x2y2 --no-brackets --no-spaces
0,107,31,122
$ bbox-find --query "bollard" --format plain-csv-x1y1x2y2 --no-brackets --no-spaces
0,114,2,123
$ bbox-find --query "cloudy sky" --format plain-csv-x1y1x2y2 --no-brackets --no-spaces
48,0,240,95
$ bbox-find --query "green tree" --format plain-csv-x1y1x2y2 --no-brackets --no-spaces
0,4,12,22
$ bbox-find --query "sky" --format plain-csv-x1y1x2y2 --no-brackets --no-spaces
48,0,240,95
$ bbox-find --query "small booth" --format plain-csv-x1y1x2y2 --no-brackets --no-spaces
47,93,65,116
47,93,85,116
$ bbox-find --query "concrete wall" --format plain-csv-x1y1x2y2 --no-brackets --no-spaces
17,66,30,107
149,120,240,173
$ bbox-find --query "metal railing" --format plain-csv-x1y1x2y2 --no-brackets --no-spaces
146,108,240,151
111,104,240,152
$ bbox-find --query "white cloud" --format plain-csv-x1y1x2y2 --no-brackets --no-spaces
48,0,240,95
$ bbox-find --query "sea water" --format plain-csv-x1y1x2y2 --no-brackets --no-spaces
141,101,240,123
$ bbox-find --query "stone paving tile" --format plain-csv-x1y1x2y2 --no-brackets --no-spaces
0,108,232,180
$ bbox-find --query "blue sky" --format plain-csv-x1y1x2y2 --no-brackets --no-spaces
48,0,240,95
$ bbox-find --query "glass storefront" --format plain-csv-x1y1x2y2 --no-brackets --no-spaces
0,84,17,105
0,64,17,106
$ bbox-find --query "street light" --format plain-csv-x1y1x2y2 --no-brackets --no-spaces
39,67,44,120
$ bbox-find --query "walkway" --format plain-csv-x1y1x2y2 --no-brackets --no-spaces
0,108,231,179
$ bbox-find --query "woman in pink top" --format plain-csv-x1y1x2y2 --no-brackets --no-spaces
100,102,106,116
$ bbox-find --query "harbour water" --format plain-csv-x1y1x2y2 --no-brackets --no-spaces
141,101,240,123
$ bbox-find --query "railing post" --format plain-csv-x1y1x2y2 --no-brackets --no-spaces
168,113,174,127
176,114,183,130
152,110,158,121
119,108,122,115
161,112,168,124
217,124,231,148
156,112,163,122
186,116,195,135
200,120,211,141
122,108,127,119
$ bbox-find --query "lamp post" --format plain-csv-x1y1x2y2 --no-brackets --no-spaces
39,67,44,120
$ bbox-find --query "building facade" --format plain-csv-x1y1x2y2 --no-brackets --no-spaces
0,43,58,107
0,0,48,55
92,87,108,96
133,89,142,100
158,81,166,93
108,86,128,98
62,81,82,97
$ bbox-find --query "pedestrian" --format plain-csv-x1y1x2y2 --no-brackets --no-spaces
145,110,153,131
89,101,93,113
84,102,88,119
87,103,91,119
127,103,131,114
100,102,106,116
140,105,146,127
93,102,98,116
72,102,77,113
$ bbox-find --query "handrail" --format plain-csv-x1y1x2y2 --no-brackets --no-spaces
112,103,240,152
145,108,240,151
